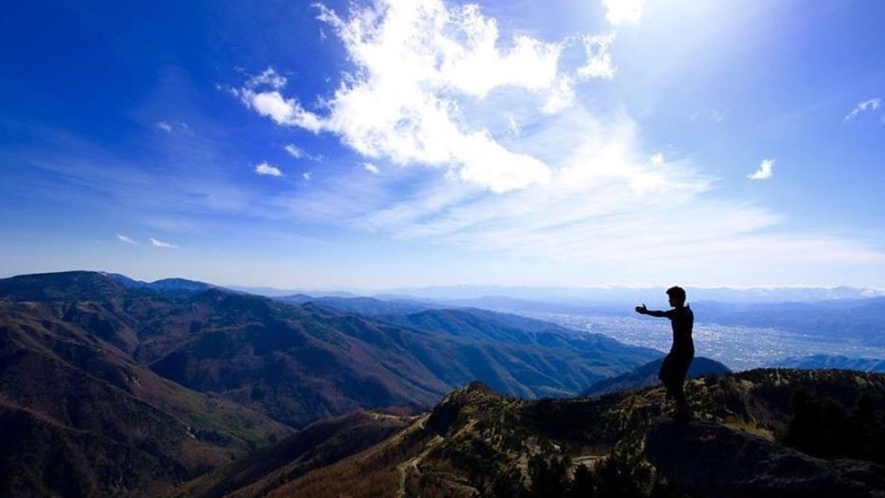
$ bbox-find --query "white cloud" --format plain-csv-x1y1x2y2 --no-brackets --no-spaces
844,98,881,121
603,0,646,26
284,144,304,158
649,153,664,165
255,162,283,177
747,158,775,180
541,76,576,114
577,33,616,80
149,238,178,248
235,87,324,132
364,162,380,174
116,234,139,245
234,0,618,192
247,67,287,90
303,172,312,180
156,121,173,133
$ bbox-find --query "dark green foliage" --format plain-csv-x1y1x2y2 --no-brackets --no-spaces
526,454,571,498
590,453,650,498
488,452,669,498
570,464,597,497
782,388,885,464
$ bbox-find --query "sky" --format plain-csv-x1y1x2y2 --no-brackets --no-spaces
1,0,884,292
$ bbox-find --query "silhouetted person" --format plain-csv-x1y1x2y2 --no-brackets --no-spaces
635,286,694,419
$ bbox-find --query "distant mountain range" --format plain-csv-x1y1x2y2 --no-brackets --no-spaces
769,354,885,372
234,283,885,304
0,271,660,496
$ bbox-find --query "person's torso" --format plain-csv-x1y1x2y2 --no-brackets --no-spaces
668,306,694,355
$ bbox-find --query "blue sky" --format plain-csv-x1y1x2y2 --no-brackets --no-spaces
1,0,884,291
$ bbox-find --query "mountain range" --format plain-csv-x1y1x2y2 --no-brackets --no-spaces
4,270,884,497
769,354,885,372
238,283,885,304
0,270,660,496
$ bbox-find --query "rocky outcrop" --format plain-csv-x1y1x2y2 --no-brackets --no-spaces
646,419,885,498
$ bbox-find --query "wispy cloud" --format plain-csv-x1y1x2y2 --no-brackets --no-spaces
748,158,775,180
363,162,380,175
603,0,646,26
149,237,178,248
303,172,312,181
155,121,191,134
247,67,287,90
284,143,321,161
689,109,728,123
844,98,881,121
116,234,139,245
577,33,616,79
284,144,304,158
233,0,618,193
255,161,283,177
507,116,520,135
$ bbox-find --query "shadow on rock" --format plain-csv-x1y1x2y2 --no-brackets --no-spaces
645,419,885,498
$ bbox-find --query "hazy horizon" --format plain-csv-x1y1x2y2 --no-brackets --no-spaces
8,269,883,303
3,0,884,290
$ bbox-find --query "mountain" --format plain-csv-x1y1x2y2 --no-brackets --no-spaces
0,270,130,301
141,293,658,424
0,271,661,495
770,354,885,372
102,272,219,296
582,356,731,397
372,307,662,397
172,368,885,497
174,409,415,498
276,294,438,316
7,272,660,427
0,296,292,497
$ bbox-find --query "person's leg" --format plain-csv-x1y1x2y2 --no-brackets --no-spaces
658,354,673,385
659,354,682,403
670,355,693,419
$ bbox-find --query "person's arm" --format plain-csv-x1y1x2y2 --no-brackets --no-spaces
635,303,669,318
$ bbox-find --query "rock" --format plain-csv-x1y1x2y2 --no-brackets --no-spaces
645,418,885,498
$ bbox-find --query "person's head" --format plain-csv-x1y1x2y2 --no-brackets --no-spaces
666,286,686,307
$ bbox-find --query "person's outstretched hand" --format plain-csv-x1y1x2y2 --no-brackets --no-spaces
635,303,647,314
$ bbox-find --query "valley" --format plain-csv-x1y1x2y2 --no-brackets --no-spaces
525,312,885,371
